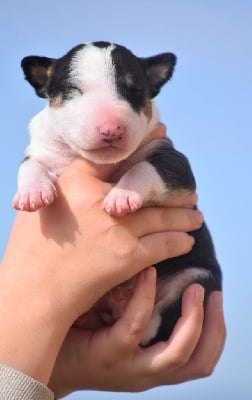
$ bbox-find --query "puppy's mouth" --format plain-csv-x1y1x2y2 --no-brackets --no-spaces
83,143,129,164
88,142,122,151
87,144,126,156
87,136,127,152
102,135,123,145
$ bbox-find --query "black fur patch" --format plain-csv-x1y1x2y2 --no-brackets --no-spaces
22,155,31,163
21,42,176,111
93,41,111,49
111,45,148,113
111,45,177,112
147,138,196,192
47,44,85,102
150,223,222,344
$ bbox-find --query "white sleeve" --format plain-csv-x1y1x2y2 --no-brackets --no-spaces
0,364,54,400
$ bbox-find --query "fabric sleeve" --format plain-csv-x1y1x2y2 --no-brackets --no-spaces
0,364,55,400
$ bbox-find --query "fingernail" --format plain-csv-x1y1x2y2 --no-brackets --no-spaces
195,210,204,226
157,122,166,134
194,285,205,304
211,291,223,312
144,266,156,282
189,235,195,247
187,192,198,207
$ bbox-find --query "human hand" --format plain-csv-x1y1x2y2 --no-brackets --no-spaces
49,268,226,397
0,123,202,384
2,122,200,321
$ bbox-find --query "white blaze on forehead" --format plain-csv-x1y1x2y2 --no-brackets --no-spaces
70,43,116,94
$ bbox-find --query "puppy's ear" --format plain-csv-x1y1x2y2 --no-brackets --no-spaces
144,53,177,98
21,56,56,98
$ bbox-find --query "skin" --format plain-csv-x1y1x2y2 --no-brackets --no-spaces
0,123,226,396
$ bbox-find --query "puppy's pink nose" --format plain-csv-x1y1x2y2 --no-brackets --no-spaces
99,124,125,143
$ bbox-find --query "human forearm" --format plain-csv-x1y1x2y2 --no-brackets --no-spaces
0,263,69,385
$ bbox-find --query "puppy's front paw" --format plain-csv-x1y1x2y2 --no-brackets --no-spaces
102,188,142,216
12,183,57,211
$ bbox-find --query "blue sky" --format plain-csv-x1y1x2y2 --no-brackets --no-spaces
1,1,252,399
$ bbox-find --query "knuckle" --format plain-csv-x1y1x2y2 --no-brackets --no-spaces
120,317,145,345
196,364,216,378
114,238,137,261
114,334,134,352
153,208,170,229
165,232,194,257
190,210,204,229
108,224,138,259
127,320,145,338
169,353,189,369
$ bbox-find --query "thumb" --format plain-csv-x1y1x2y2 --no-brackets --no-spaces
111,267,157,351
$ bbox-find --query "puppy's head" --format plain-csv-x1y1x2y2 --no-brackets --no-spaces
22,42,176,164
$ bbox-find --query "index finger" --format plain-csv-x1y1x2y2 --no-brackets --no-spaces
123,207,203,237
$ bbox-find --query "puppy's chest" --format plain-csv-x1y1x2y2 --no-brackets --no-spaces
41,154,74,178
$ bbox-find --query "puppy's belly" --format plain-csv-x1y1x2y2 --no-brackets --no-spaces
140,267,211,345
76,268,210,345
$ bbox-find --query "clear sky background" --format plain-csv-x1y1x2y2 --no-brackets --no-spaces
0,1,251,399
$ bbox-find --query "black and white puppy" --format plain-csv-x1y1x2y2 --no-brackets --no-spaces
13,41,222,345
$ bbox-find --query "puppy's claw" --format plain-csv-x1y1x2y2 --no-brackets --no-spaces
12,183,57,212
102,188,142,217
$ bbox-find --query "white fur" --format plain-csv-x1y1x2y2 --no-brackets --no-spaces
71,43,117,96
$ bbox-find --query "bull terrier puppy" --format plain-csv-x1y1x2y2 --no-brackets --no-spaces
13,42,222,345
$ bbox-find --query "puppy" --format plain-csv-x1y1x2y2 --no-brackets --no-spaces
13,41,222,345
